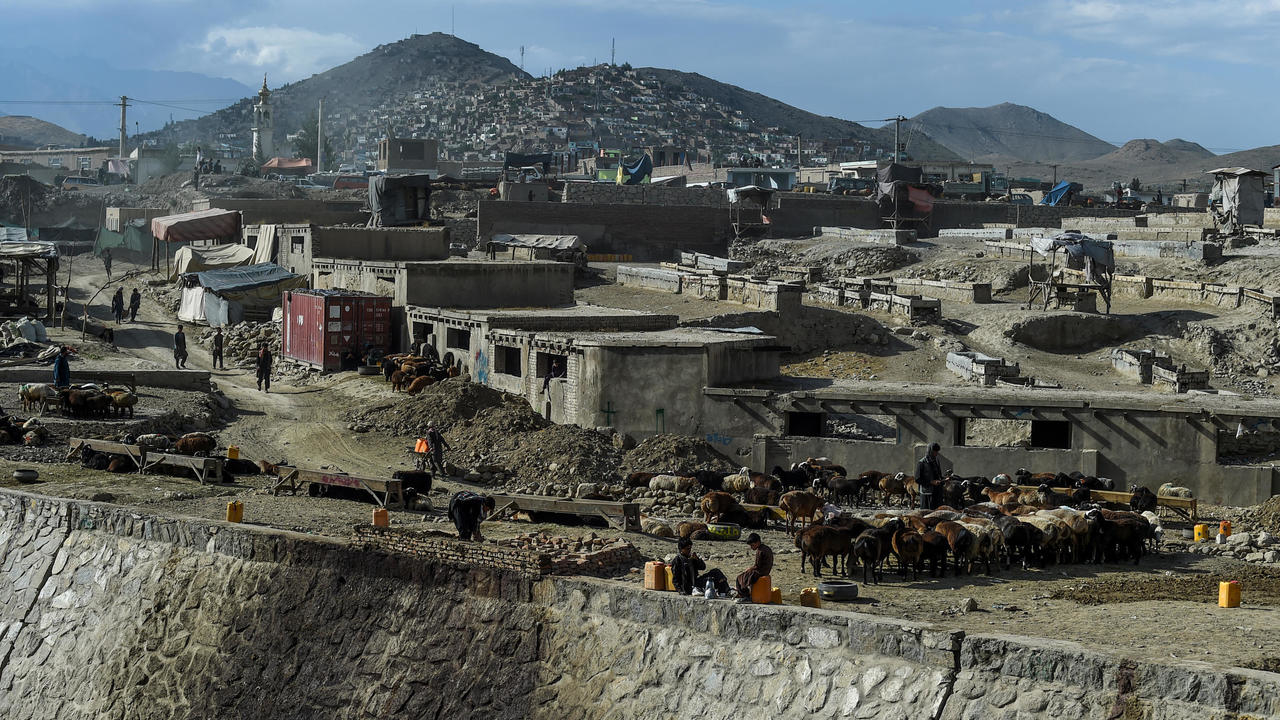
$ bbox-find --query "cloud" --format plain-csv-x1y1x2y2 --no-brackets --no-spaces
191,25,366,84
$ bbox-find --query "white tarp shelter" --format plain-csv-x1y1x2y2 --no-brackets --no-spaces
1208,167,1266,233
169,243,256,281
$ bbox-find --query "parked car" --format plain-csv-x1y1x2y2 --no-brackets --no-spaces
449,243,468,257
333,174,367,190
60,176,101,191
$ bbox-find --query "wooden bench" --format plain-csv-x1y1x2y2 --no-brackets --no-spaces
1014,485,1197,521
486,493,641,532
271,465,405,509
141,452,224,484
66,437,144,470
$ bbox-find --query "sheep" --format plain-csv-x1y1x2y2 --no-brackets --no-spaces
722,474,753,493
108,390,138,418
743,486,778,506
934,520,977,575
1157,482,1194,499
795,525,852,578
640,518,674,537
852,530,883,584
649,474,695,493
390,370,407,392
135,434,171,450
173,432,216,456
880,472,918,507
891,524,925,580
404,376,435,395
699,491,741,522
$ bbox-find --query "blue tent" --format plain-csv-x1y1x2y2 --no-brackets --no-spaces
1040,181,1081,206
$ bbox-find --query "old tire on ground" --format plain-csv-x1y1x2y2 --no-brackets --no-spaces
13,469,38,483
818,580,858,602
356,365,380,376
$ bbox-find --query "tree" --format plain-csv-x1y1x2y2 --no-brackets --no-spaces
291,112,335,171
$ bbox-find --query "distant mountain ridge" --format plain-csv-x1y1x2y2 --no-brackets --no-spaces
909,103,1115,164
0,115,87,148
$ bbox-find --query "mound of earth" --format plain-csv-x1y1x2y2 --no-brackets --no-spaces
621,434,738,475
345,378,546,437
1240,495,1280,535
732,238,919,279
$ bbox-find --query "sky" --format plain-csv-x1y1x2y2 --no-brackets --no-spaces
0,0,1273,151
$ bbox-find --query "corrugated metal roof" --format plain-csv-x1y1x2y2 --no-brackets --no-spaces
152,208,242,243
0,227,28,243
1206,167,1267,176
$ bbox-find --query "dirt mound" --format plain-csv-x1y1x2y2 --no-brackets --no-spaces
1050,562,1280,606
345,379,621,485
1239,495,1280,534
621,434,737,475
1004,312,1139,353
733,237,919,278
0,175,52,225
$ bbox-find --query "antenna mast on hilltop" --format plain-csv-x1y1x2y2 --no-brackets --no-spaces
519,46,525,72
611,38,615,66
451,5,455,36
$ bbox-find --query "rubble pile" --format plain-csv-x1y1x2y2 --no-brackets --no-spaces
1181,531,1280,567
621,434,739,476
497,531,642,577
1236,495,1280,535
196,321,282,370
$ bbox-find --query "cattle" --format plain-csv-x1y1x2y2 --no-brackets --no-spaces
779,490,824,536
699,491,741,522
174,432,217,456
879,472,918,507
795,525,852,578
18,383,58,415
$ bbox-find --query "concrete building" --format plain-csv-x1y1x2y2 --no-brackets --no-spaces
252,77,275,160
0,146,111,173
377,137,439,175
243,224,449,277
311,259,575,312
694,379,1280,506
724,167,796,190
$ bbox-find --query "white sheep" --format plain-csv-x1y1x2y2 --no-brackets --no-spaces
649,474,695,493
1157,482,1194,499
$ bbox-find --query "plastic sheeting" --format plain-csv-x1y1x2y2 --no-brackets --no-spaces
489,233,584,250
252,224,277,265
169,244,255,281
94,221,152,255
151,208,241,244
1209,168,1266,231
368,174,432,227
187,262,301,293
617,154,652,185
178,285,207,323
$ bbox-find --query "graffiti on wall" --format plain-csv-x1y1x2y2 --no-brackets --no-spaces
474,349,489,384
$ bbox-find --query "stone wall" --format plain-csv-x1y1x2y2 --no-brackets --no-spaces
561,183,729,206
3,488,1278,720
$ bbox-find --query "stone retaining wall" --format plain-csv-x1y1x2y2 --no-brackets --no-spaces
2,487,1278,720
892,277,993,303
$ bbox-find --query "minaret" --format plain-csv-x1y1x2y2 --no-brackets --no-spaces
251,75,275,160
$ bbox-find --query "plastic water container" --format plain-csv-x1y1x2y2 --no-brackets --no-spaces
1193,524,1210,543
751,576,773,604
664,565,674,591
644,561,668,591
800,588,822,608
227,445,240,460
1219,520,1233,538
372,508,390,527
770,587,782,605
225,501,243,523
1219,581,1241,608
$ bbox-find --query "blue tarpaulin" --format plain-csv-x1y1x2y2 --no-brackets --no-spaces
179,262,306,325
186,262,300,292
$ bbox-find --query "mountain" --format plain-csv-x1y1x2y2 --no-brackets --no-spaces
0,115,87,148
641,68,959,161
1082,138,1214,169
153,33,959,164
0,54,251,138
165,33,529,146
909,103,1115,164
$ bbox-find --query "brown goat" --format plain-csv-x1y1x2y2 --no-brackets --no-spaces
390,370,407,391
173,432,216,456
779,490,824,536
795,525,852,578
891,525,925,580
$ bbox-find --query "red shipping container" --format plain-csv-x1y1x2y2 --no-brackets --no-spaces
281,289,394,371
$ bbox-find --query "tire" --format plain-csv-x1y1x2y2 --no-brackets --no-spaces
12,469,38,483
818,580,858,601
356,365,380,376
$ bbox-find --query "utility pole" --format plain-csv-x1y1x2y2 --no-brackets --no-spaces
451,4,455,36
317,98,324,172
611,38,615,66
883,115,906,162
117,96,128,161
519,46,525,73
1051,164,1059,184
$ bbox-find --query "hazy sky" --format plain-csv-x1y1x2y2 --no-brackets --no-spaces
1,0,1272,151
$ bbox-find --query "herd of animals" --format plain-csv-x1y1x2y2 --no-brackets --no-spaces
379,352,459,394
633,459,1196,584
19,382,138,419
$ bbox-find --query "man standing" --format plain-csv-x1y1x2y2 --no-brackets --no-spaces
447,491,495,541
735,533,774,603
128,288,141,322
211,328,224,370
916,442,945,511
111,288,125,324
542,359,566,393
426,424,450,474
173,325,187,369
670,537,730,597
102,249,112,280
255,343,273,392
52,346,70,388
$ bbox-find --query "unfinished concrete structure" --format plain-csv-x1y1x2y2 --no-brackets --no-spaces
377,137,438,175
244,225,449,277
1111,348,1211,393
616,265,803,312
947,351,1023,387
191,198,367,225
312,259,575,311
694,380,1280,505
